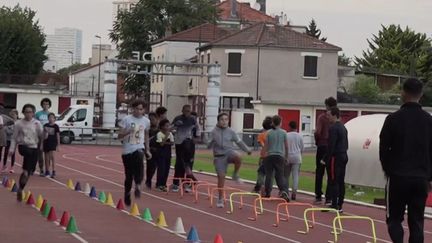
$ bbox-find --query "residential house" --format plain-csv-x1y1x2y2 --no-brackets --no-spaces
197,22,341,140
150,23,232,120
150,0,277,120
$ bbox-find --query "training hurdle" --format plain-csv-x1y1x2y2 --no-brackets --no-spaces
297,208,342,235
328,216,376,243
194,183,217,203
180,180,209,198
226,192,262,215
209,187,243,207
247,197,286,221
273,202,314,227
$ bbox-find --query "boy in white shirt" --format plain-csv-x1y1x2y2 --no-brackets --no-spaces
118,99,151,206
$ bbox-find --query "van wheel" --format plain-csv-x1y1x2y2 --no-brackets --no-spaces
60,132,74,144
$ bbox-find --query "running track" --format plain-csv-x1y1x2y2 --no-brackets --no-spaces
1,145,431,243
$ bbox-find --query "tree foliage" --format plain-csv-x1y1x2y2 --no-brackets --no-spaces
0,5,47,74
306,19,327,42
355,24,432,81
338,53,352,66
110,0,218,98
350,75,383,104
110,0,218,59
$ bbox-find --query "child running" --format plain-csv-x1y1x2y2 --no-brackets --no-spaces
118,99,151,206
9,104,44,201
2,109,18,173
208,113,251,208
43,113,60,178
155,119,174,192
252,116,273,194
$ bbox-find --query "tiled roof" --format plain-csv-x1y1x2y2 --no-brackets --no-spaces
152,23,232,45
217,0,275,23
200,22,342,51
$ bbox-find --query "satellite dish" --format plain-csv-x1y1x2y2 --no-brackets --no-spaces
253,2,261,11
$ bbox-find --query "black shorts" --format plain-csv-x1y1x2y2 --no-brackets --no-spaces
18,145,39,172
43,141,57,152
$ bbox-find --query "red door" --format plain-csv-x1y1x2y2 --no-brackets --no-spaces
278,109,300,132
58,97,71,114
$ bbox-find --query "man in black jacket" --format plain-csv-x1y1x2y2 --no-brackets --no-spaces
323,107,349,212
379,78,432,243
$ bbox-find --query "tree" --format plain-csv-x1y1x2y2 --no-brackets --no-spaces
57,63,91,77
306,19,327,42
0,5,47,75
110,0,218,98
350,75,383,104
110,0,218,59
354,24,432,81
338,53,352,66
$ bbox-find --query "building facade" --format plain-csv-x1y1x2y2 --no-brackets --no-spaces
44,28,83,71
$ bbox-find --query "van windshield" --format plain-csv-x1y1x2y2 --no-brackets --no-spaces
58,108,72,121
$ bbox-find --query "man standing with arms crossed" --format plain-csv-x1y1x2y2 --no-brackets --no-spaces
380,78,432,243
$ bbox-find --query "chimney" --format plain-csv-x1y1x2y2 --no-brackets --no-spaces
257,0,266,14
230,0,237,18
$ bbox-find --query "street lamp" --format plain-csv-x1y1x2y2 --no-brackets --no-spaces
95,35,102,97
67,51,74,65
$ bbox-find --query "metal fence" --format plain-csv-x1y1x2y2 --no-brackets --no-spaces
65,128,316,150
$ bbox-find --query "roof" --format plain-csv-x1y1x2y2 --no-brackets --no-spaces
217,0,275,23
152,23,232,45
71,63,102,75
199,22,342,51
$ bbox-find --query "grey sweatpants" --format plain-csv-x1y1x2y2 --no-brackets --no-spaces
284,154,302,193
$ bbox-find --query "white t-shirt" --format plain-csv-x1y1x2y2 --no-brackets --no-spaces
156,131,174,144
119,115,150,155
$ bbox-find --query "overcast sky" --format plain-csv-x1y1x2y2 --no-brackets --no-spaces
3,0,431,63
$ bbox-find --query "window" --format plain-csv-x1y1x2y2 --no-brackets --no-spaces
304,56,318,78
68,109,86,122
207,53,211,63
223,97,231,109
228,53,242,74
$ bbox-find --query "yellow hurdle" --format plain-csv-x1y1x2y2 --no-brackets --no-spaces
297,208,342,235
328,216,377,243
226,192,262,215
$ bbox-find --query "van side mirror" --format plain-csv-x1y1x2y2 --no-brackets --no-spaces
68,116,76,123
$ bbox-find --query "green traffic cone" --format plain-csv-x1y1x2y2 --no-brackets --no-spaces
66,216,79,233
42,202,51,217
141,208,153,221
98,191,106,203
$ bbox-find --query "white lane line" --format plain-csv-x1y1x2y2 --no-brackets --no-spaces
84,154,397,242
60,154,301,243
93,153,432,236
12,162,89,243
45,177,187,240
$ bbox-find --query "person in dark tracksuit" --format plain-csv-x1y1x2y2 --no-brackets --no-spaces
323,107,348,212
379,78,432,243
314,97,337,204
172,105,200,192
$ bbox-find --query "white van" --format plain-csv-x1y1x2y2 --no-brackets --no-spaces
56,105,94,144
